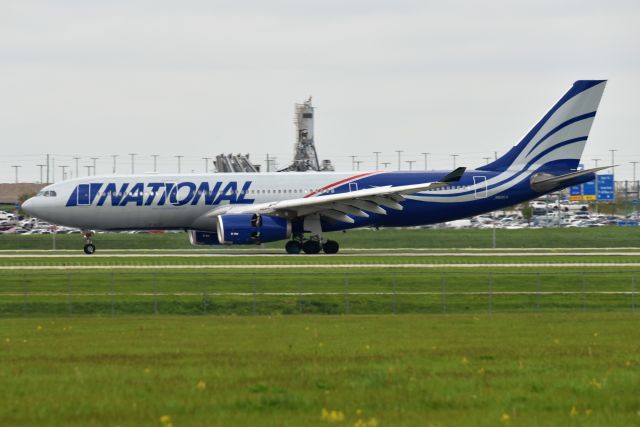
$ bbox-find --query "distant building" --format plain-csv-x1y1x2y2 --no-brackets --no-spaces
0,183,45,204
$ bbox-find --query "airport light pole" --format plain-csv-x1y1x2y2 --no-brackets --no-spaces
73,157,80,179
421,152,429,171
111,155,118,174
405,160,415,171
11,165,21,183
373,152,381,171
84,165,92,176
395,150,403,171
609,149,617,175
593,158,601,214
381,162,391,169
350,155,357,171
90,157,98,176
450,154,459,169
203,157,211,173
129,153,136,174
483,157,491,165
631,161,639,218
151,154,159,173
175,155,183,173
58,165,68,181
354,160,364,171
36,164,45,183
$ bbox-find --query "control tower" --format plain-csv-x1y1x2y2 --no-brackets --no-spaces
280,97,334,172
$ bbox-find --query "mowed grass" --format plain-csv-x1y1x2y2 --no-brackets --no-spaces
0,314,639,426
2,226,640,250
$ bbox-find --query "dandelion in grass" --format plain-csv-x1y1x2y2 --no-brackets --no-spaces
321,408,344,422
590,378,602,390
477,368,485,375
36,325,42,331
159,415,172,426
461,356,469,366
355,417,378,427
585,409,593,416
570,406,579,417
196,380,206,391
500,413,510,423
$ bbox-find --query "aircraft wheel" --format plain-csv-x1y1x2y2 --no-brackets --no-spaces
83,243,96,255
285,240,301,254
322,240,339,254
302,240,321,254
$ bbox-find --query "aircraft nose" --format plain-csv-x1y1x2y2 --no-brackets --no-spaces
21,197,36,216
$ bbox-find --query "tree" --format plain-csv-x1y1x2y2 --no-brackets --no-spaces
521,203,533,224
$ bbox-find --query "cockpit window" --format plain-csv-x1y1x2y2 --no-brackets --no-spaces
38,190,57,197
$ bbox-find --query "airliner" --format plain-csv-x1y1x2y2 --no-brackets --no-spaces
23,80,607,254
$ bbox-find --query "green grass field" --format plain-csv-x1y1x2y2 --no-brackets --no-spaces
1,314,639,426
2,231,640,425
2,226,640,250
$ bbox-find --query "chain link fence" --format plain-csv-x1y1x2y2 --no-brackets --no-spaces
0,270,637,316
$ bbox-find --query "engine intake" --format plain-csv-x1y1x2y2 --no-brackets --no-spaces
188,230,221,246
216,214,291,244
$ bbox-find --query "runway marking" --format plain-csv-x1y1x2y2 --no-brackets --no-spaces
2,247,640,254
2,263,640,270
0,291,636,297
1,252,640,258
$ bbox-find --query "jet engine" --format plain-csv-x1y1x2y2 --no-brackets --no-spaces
188,230,222,246
216,213,291,244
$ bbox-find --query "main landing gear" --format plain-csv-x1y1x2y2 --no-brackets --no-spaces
82,230,96,255
284,237,339,255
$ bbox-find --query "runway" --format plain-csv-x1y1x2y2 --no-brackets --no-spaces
2,263,640,270
0,251,640,258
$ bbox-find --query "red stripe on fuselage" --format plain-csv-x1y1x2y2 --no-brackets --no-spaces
304,171,382,198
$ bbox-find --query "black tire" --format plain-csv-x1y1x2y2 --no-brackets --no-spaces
285,240,301,254
83,243,96,255
322,240,339,254
302,240,321,254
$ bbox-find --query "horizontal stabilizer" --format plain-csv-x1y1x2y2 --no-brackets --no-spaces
530,166,611,192
441,167,466,183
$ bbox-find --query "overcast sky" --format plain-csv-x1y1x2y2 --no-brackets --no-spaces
1,0,639,182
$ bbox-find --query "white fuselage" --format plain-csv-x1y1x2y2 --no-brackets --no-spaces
24,172,369,231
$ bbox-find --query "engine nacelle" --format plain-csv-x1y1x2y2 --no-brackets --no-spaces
216,213,291,244
188,230,221,246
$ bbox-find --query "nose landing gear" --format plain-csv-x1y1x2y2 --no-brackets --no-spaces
82,230,96,255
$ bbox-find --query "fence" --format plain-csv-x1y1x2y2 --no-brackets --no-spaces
0,270,637,316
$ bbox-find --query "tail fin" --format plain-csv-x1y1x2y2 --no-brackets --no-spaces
479,80,607,173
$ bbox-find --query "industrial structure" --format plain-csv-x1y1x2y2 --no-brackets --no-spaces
214,154,259,173
211,97,332,173
279,97,334,172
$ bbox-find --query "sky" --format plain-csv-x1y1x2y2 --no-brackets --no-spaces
1,0,639,182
